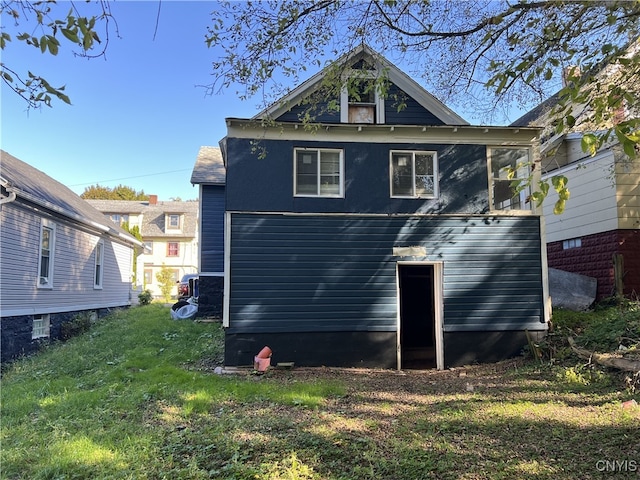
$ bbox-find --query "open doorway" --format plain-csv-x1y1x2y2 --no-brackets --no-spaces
398,264,437,369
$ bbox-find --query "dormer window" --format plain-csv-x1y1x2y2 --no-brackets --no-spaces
108,213,129,226
165,213,183,232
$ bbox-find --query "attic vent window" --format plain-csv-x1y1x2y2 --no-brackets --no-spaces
348,79,376,124
341,73,385,124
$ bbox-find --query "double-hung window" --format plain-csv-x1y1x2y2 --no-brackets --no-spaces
489,147,531,211
390,150,438,198
38,219,55,288
94,240,104,289
294,148,344,197
167,242,180,257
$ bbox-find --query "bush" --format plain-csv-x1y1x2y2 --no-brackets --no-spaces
60,312,93,340
138,289,153,305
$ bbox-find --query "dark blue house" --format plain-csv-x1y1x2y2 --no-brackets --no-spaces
211,45,550,369
190,146,226,317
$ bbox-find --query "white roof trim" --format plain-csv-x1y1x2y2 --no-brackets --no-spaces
256,44,469,126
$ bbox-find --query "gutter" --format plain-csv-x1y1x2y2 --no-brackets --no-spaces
0,191,16,205
2,184,143,247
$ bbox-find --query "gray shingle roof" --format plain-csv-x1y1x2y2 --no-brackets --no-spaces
86,199,199,238
190,146,225,185
0,150,140,245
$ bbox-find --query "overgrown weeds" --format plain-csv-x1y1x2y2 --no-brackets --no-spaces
1,303,638,479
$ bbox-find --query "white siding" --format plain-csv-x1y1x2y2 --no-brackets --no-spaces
142,237,198,298
542,151,618,243
1,203,134,317
615,159,640,229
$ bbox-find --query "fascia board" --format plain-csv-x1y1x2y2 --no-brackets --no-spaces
225,119,540,146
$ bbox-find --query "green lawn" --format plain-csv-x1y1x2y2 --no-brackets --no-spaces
1,303,638,479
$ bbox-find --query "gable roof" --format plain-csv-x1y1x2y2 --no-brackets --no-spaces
86,199,200,238
256,44,469,126
190,146,226,185
0,150,141,246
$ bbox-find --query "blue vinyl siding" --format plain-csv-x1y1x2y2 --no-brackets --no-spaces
275,83,445,125
384,84,446,125
277,102,341,123
225,138,488,215
200,185,225,273
227,213,544,334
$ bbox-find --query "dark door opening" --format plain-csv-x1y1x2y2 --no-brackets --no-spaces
399,264,436,369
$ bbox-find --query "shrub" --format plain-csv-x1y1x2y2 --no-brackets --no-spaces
60,312,93,340
138,289,153,305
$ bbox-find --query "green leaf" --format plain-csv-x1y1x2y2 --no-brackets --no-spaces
57,91,71,104
82,32,93,50
46,35,59,55
581,134,599,156
61,28,79,44
553,199,566,215
2,71,14,83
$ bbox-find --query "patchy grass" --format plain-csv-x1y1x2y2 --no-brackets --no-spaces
2,304,639,479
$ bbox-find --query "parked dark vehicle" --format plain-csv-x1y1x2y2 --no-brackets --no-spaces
177,273,198,299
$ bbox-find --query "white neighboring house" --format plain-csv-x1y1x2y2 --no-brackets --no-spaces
0,150,143,363
87,197,199,299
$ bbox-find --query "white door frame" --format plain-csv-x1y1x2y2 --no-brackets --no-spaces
396,261,445,370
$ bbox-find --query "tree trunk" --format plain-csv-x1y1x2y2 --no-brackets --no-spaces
568,337,640,373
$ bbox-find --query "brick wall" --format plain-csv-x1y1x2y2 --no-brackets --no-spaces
547,229,640,300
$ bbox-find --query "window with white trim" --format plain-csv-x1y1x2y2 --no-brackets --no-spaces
340,59,385,124
294,148,344,197
38,219,55,288
489,147,532,211
143,241,153,255
32,314,50,339
94,240,104,289
390,151,438,198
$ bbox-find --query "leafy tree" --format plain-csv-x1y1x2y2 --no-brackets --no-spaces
206,1,639,130
205,0,640,211
1,0,115,109
81,184,148,200
155,264,176,303
122,222,143,286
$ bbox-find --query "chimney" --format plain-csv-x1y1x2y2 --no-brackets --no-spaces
149,194,158,205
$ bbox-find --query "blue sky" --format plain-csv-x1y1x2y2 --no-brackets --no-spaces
2,1,260,201
2,1,528,202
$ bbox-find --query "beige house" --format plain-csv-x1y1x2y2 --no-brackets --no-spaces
87,196,199,299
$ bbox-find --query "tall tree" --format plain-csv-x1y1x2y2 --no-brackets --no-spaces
205,0,640,154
